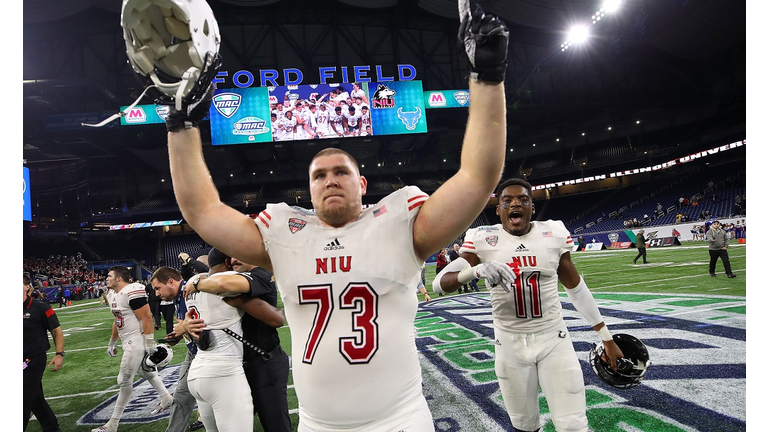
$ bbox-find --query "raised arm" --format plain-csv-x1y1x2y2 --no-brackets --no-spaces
167,126,271,270
413,4,509,261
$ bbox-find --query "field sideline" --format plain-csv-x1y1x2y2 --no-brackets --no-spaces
24,241,747,431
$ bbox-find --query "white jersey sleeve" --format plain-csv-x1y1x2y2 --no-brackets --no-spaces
254,186,431,429
461,220,573,333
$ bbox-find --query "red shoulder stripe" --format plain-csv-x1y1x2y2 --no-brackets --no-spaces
45,308,55,317
257,213,270,228
408,199,427,211
407,194,429,203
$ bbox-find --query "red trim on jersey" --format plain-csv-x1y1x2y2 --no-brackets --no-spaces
462,242,476,250
407,195,429,203
128,289,146,296
407,195,428,211
566,239,573,244
45,308,55,318
257,213,270,228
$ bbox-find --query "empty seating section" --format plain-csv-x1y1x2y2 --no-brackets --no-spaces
554,165,745,234
163,234,211,268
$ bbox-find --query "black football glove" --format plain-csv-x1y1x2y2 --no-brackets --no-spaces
165,52,222,132
165,82,215,132
458,1,509,83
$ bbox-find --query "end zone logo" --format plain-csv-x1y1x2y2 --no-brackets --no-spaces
213,93,241,118
371,84,396,109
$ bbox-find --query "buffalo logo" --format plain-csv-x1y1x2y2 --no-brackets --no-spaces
233,117,269,137
213,93,241,118
397,107,422,130
155,105,170,121
608,233,619,243
288,218,307,234
485,236,498,247
371,84,396,109
454,91,469,106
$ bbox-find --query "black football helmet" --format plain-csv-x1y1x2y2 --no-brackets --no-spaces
589,333,650,389
141,344,174,372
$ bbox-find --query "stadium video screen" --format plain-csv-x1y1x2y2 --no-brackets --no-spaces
207,80,428,146
119,81,430,146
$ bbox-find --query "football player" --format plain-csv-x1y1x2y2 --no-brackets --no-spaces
433,178,625,432
164,1,509,429
92,266,173,432
181,249,254,432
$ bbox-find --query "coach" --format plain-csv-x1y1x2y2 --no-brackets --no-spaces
24,273,65,432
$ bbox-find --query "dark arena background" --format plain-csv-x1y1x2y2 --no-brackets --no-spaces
22,0,750,431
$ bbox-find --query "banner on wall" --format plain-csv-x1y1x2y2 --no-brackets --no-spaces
423,90,470,108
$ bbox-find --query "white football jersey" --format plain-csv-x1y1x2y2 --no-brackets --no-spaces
186,271,245,379
108,282,148,340
461,220,574,334
256,186,430,429
315,108,330,134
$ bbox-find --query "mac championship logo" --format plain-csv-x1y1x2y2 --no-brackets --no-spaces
485,235,498,247
155,105,170,121
213,92,241,118
608,232,619,243
454,91,469,106
232,117,269,138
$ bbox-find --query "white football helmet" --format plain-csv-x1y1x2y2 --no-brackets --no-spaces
121,0,221,110
141,344,174,372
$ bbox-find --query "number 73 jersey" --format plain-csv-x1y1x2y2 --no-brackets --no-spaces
461,220,574,334
255,186,429,428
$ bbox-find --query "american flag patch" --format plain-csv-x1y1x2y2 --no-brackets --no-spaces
542,231,553,237
373,206,387,217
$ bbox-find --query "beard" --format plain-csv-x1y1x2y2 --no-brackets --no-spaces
315,200,361,227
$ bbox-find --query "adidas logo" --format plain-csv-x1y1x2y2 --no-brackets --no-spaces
323,238,345,251
494,339,501,346
515,244,529,252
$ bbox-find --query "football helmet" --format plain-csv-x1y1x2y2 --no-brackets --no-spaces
141,344,174,372
121,0,222,110
589,333,651,389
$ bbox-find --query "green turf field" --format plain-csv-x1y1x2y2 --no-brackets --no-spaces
26,241,745,431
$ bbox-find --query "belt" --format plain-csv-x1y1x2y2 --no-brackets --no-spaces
243,345,283,367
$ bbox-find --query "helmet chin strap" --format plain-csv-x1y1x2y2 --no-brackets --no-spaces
80,84,159,128
81,65,199,127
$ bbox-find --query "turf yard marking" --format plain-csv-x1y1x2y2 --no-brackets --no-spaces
416,292,745,431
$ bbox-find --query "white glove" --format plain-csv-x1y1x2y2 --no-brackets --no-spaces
458,261,519,292
145,334,157,355
107,338,119,357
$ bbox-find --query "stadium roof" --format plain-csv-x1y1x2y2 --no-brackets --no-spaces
23,0,745,227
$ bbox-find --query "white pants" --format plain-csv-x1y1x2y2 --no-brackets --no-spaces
298,394,434,432
494,323,587,432
188,371,253,432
